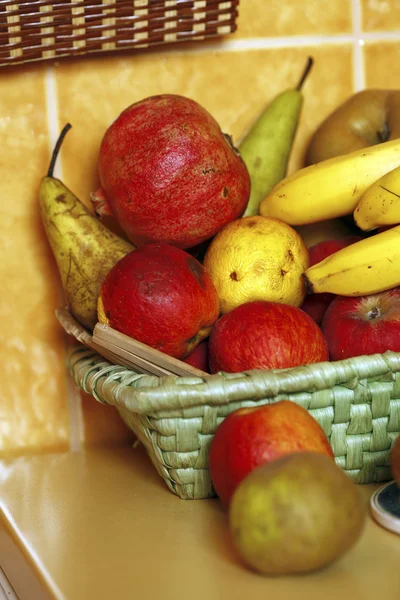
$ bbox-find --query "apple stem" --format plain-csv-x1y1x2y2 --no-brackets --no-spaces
296,57,314,91
47,123,72,178
367,306,381,320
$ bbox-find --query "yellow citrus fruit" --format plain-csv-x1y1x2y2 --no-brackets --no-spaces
203,216,309,314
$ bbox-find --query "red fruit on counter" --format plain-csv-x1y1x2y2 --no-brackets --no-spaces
94,94,251,249
98,243,220,359
321,287,400,361
209,300,329,374
209,400,334,507
301,236,362,324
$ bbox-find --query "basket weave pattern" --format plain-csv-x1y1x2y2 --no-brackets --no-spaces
0,0,239,68
69,346,400,500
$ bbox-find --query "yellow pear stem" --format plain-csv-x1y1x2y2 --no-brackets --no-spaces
47,123,72,177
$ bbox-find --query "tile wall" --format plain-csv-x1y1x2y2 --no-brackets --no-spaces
1,0,400,455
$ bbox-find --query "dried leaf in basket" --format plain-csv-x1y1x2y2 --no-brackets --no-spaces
56,307,208,378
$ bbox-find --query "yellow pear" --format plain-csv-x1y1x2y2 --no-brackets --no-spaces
39,124,134,330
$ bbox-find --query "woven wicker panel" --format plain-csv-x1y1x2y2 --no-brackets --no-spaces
0,0,239,68
69,346,400,500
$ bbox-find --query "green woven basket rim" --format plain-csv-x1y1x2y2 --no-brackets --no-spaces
68,345,400,416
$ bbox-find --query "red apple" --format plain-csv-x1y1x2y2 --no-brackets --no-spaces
301,235,362,324
98,243,220,359
300,294,334,327
209,400,334,507
308,236,363,266
93,94,250,249
392,435,400,486
321,287,400,361
208,300,328,374
183,339,210,372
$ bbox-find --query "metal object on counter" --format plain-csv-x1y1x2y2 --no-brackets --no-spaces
370,481,400,535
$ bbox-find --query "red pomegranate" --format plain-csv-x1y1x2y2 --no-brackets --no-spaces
93,94,250,249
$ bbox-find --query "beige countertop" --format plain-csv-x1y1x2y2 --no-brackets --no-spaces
1,445,399,600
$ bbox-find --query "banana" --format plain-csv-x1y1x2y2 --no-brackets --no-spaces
303,224,400,296
259,138,400,226
353,165,400,231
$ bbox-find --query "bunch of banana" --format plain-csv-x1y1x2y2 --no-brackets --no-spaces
256,135,400,298
353,165,400,231
259,137,400,225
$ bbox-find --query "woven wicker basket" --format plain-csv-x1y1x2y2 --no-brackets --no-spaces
67,341,400,500
0,0,239,68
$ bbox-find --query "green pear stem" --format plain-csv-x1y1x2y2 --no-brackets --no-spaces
47,123,72,178
296,56,314,91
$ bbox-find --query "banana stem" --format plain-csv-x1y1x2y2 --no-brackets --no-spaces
296,57,314,91
47,123,72,178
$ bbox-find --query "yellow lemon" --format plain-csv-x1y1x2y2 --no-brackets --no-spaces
203,216,309,314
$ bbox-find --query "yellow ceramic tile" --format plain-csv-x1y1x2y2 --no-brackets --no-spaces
237,0,352,37
0,66,70,457
361,0,400,31
364,41,400,87
80,391,135,447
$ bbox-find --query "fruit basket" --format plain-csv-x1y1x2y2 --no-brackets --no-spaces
61,309,400,500
38,64,400,501
0,0,239,68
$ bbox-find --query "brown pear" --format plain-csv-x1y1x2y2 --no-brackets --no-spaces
306,89,400,165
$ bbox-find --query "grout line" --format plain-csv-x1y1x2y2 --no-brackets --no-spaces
45,66,83,452
351,0,366,91
166,34,356,54
362,29,400,40
155,30,400,56
218,34,356,49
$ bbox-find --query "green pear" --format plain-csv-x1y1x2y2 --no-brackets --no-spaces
39,124,135,331
239,57,313,217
